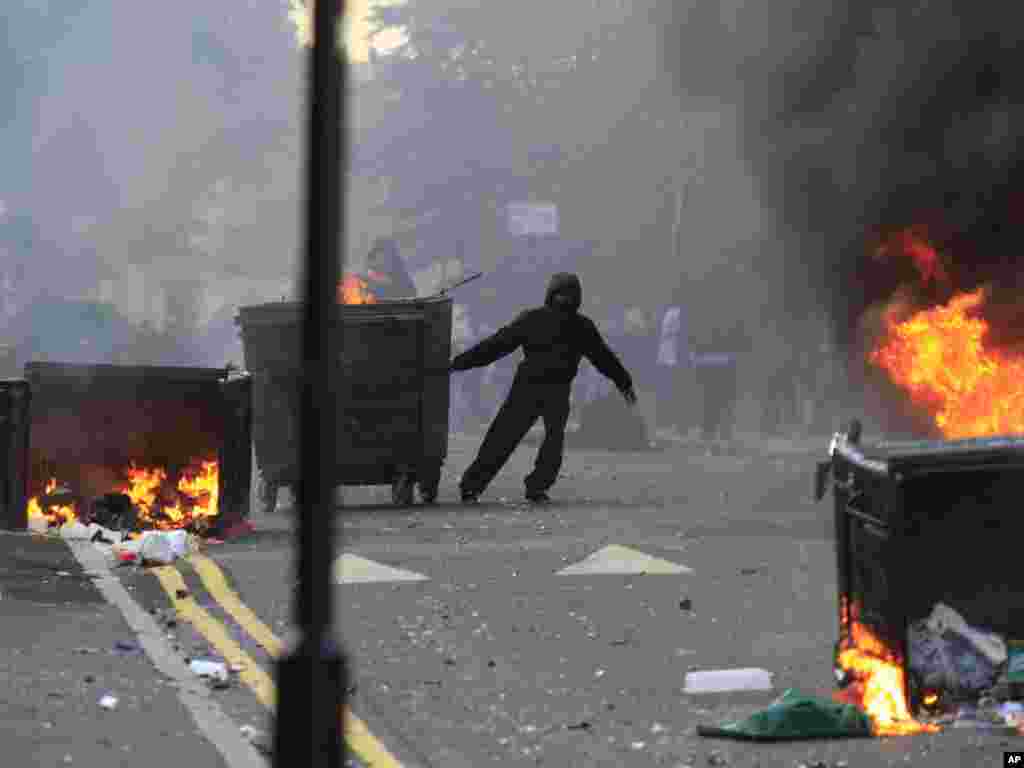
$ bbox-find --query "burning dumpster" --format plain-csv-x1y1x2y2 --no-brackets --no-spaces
236,294,452,510
0,362,252,535
818,421,1024,729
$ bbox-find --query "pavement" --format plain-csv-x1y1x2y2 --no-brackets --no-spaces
3,428,1022,767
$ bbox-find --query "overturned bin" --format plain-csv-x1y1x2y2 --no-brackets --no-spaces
236,297,451,511
818,422,1024,716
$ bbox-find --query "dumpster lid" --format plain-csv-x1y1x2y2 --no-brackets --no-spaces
859,435,1024,473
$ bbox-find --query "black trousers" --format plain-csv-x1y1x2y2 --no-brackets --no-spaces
695,363,738,442
460,381,571,496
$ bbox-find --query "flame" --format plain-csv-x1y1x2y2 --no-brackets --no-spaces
120,460,220,531
26,477,79,528
338,273,377,305
870,287,1024,438
835,600,941,736
875,228,949,286
26,462,220,533
177,460,219,520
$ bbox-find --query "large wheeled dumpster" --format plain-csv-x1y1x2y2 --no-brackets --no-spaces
237,296,452,511
817,421,1024,714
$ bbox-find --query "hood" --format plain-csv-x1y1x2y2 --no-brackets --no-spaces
368,238,403,273
544,272,582,313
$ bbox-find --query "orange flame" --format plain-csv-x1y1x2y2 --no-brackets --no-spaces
875,228,949,286
338,273,377,305
120,460,220,531
835,599,941,736
26,462,220,532
26,477,78,528
870,287,1024,438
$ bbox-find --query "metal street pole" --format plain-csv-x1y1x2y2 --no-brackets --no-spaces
274,0,348,765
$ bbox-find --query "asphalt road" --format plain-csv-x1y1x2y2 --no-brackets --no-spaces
7,430,1023,767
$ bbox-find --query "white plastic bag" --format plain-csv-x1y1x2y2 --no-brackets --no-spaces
139,531,177,565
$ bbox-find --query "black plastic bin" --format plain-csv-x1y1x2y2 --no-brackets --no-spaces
236,296,452,509
819,425,1024,713
0,363,251,532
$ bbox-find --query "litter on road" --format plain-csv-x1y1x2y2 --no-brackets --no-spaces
684,668,774,694
98,694,119,710
697,689,872,741
189,658,230,685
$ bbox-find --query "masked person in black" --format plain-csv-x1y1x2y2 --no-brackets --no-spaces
450,273,637,503
365,237,417,300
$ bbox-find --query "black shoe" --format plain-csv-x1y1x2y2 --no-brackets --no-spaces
525,491,551,504
461,490,480,504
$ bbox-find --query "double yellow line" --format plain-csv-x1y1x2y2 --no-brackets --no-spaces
152,554,401,767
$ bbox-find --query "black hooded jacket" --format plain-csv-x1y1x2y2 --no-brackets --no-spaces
450,273,633,393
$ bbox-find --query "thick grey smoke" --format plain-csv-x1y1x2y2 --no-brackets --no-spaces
6,2,304,317
727,2,1024,341
665,1,1024,432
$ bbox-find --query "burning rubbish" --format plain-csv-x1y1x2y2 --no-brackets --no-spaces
834,599,940,736
337,273,378,305
27,460,220,534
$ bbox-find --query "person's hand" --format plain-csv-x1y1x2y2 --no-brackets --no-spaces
621,386,638,406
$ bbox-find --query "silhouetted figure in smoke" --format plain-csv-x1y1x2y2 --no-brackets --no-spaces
365,237,417,299
692,318,748,453
449,273,636,503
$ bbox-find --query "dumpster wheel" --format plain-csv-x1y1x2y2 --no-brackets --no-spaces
417,461,442,505
391,473,416,507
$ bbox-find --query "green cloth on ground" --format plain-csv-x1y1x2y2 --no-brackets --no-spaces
697,689,873,741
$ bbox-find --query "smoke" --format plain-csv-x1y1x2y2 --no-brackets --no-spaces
8,1,304,302
721,2,1024,344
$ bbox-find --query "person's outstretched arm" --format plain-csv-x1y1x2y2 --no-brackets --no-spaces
581,319,637,404
450,312,528,372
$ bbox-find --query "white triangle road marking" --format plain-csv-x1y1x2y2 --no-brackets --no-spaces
333,553,429,584
556,544,694,576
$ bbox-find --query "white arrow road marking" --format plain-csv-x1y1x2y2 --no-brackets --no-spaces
557,544,694,576
334,553,430,584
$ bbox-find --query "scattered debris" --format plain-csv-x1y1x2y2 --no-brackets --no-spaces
740,568,759,576
909,603,1006,697
74,647,99,655
83,675,95,684
566,720,591,731
98,694,119,710
113,640,138,654
679,598,693,611
190,659,229,686
91,493,136,531
698,689,871,741
55,570,71,577
139,530,191,566
59,522,95,541
685,668,773,694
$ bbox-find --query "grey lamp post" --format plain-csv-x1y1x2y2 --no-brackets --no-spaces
273,0,349,765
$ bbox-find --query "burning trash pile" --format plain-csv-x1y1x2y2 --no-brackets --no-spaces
26,460,219,566
833,599,1024,736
